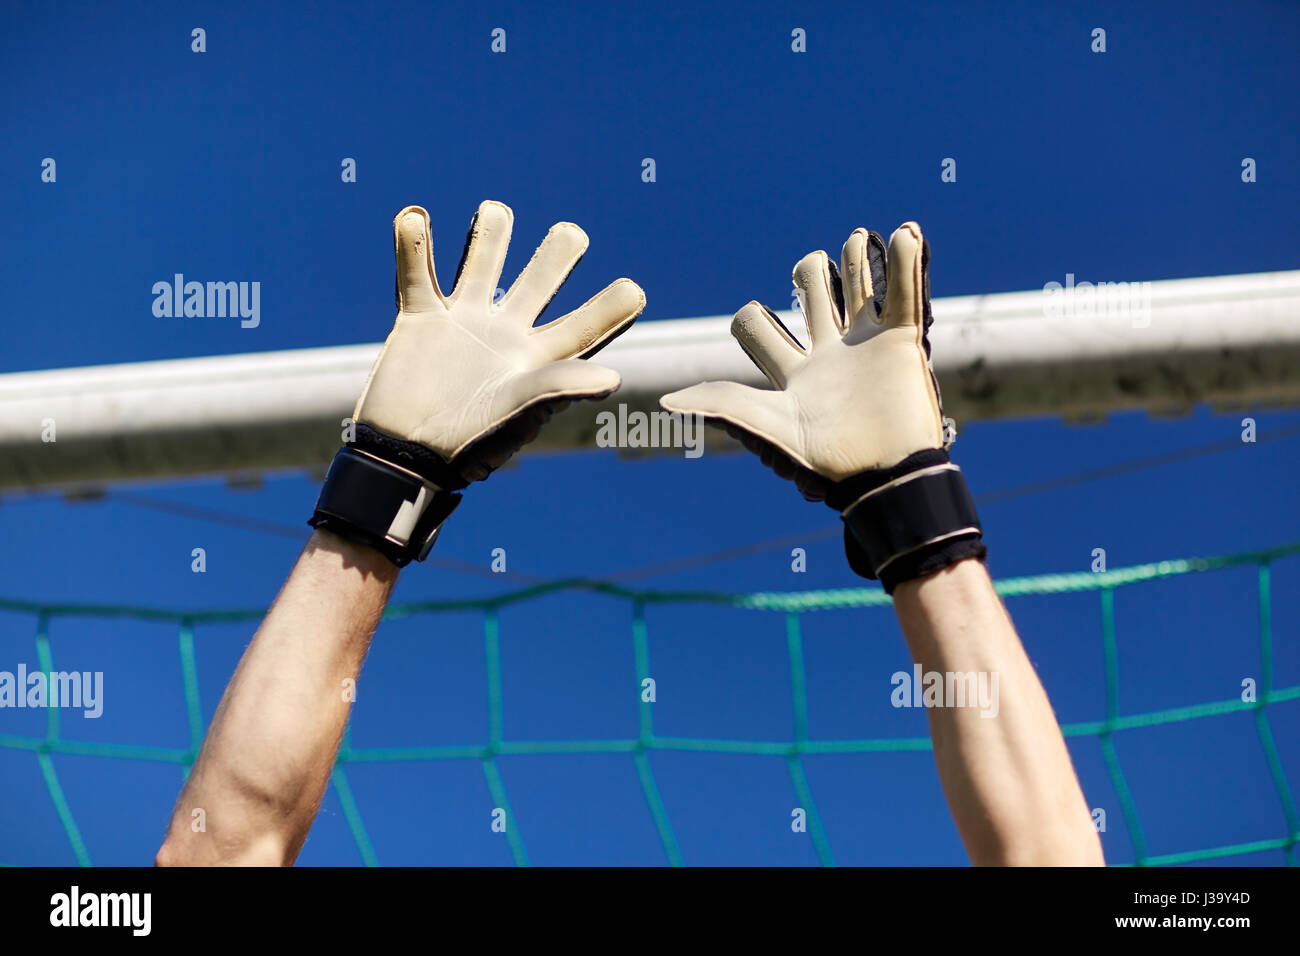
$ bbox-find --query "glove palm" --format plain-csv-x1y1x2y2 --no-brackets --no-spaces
357,201,645,483
662,222,945,500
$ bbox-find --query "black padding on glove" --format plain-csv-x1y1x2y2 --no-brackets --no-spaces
826,259,847,323
309,445,462,567
762,304,803,345
824,447,952,512
920,239,934,358
866,231,888,320
829,448,985,593
450,209,480,295
846,531,986,594
354,423,469,491
837,458,984,593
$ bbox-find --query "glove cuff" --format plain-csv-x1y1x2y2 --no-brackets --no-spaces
308,445,462,568
352,422,469,491
832,449,986,594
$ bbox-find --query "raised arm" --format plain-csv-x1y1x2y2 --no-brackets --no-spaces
155,530,396,866
156,201,644,865
894,559,1102,864
662,222,1102,865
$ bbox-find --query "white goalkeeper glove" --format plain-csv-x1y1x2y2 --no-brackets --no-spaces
661,222,984,592
311,200,645,566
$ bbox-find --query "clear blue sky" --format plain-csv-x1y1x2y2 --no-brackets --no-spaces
1,0,1297,865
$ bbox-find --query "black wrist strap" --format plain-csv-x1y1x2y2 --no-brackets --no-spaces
841,462,984,593
308,446,462,568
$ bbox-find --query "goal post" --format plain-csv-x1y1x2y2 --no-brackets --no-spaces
1,269,1298,494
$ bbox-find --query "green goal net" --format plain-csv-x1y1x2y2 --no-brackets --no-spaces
2,542,1297,867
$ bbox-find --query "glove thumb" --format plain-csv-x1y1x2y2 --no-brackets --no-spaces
504,360,621,409
661,382,799,457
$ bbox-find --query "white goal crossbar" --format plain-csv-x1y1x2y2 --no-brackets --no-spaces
2,270,1298,493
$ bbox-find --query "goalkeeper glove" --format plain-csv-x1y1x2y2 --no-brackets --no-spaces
310,200,645,566
661,222,984,593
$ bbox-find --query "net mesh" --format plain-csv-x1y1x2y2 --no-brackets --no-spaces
2,542,1297,867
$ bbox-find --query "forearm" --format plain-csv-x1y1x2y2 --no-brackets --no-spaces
892,558,1103,865
156,530,398,865
150,200,637,865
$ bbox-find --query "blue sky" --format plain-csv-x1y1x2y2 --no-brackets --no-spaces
0,0,1297,865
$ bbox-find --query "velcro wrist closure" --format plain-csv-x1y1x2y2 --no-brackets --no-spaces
308,446,462,567
842,463,982,585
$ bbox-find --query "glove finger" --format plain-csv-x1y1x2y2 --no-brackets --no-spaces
792,251,845,347
731,301,806,389
530,278,645,361
881,222,925,330
840,228,888,331
393,206,444,313
502,221,589,320
449,200,514,305
660,381,806,467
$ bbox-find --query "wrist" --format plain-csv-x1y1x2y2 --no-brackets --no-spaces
307,444,462,568
891,553,989,605
828,448,986,593
305,527,402,582
871,534,987,594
